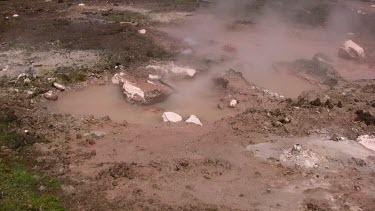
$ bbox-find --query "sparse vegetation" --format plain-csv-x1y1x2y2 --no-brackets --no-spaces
0,160,64,211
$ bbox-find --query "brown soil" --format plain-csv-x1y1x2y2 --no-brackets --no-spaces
1,0,375,211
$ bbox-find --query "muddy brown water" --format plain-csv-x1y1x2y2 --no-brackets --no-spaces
47,83,231,124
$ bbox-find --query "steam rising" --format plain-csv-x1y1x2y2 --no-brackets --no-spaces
162,0,362,97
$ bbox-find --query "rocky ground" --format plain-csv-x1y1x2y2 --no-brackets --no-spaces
1,0,375,211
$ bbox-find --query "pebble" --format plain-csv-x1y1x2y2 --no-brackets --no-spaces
43,91,58,101
185,115,202,126
53,82,66,91
24,78,31,84
162,112,182,123
229,99,237,108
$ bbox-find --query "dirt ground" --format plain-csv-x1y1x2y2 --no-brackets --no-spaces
1,0,375,210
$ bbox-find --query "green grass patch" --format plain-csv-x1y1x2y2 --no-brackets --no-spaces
0,160,64,211
53,66,88,85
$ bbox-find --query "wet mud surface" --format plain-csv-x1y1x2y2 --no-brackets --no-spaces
1,0,375,210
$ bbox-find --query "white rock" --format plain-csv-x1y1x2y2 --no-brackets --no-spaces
78,3,85,6
372,5,375,8
338,40,365,61
43,91,58,101
24,78,31,84
185,115,202,126
122,80,145,99
146,65,168,73
47,77,57,82
357,10,365,15
147,63,196,77
17,73,27,80
147,80,156,85
138,29,147,34
111,73,125,84
357,135,375,151
53,82,66,91
26,90,34,96
149,74,161,80
114,73,173,104
170,66,196,77
12,14,19,18
162,112,182,123
229,99,237,108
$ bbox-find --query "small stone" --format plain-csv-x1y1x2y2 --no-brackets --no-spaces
47,77,57,82
292,144,302,153
337,101,343,108
229,99,237,108
185,115,202,126
101,116,111,121
310,98,322,106
12,14,19,18
43,91,58,101
26,90,34,98
325,99,334,109
138,29,146,34
217,104,224,109
78,3,85,6
24,78,31,84
17,73,27,80
162,112,182,123
279,116,291,124
330,134,343,141
149,74,161,80
53,82,66,91
272,121,283,127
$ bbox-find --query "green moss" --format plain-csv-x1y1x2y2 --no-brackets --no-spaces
0,160,65,211
0,133,17,142
53,67,88,84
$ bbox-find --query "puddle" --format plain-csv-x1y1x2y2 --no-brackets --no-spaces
243,70,323,98
160,15,340,98
335,60,375,80
47,82,231,125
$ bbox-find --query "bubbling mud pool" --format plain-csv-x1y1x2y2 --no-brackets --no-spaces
47,83,232,125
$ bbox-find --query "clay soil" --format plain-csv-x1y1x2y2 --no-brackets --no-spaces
1,0,375,211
